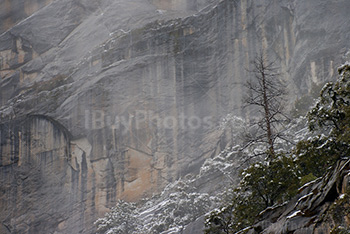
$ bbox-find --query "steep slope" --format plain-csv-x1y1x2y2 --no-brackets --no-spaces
246,158,350,234
1,0,350,233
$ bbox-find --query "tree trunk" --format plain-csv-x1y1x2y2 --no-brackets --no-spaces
262,71,275,158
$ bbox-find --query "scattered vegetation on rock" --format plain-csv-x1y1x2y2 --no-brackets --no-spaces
205,63,350,233
95,63,350,234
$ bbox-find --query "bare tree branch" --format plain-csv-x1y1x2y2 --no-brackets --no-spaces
243,52,289,159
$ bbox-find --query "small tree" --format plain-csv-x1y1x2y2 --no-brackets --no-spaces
243,52,288,158
205,53,292,233
205,154,300,233
206,63,350,234
308,64,350,137
296,63,350,178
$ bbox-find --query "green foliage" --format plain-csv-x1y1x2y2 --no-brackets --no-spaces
240,154,300,208
296,64,350,176
308,65,350,135
205,154,300,233
294,138,341,178
205,192,262,234
206,64,350,233
300,173,317,186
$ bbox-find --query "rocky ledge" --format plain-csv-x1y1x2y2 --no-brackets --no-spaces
246,159,350,234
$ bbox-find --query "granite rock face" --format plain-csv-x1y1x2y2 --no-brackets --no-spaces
0,116,74,234
1,0,350,233
246,159,350,234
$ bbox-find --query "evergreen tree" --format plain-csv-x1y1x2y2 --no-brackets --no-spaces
206,63,350,234
296,63,350,177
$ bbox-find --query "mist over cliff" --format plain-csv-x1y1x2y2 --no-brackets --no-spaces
1,0,350,233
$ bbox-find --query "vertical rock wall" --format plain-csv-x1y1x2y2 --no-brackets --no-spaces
1,0,350,233
0,0,54,34
0,116,77,233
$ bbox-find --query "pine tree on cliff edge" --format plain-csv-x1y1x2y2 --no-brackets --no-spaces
243,52,288,158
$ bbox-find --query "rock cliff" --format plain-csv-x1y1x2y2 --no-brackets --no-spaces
1,0,350,233
246,159,350,234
